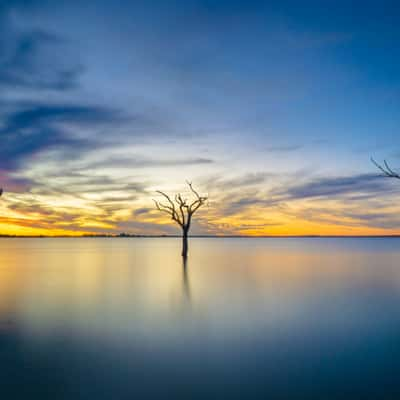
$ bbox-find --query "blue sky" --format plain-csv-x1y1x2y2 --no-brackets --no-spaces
0,0,399,235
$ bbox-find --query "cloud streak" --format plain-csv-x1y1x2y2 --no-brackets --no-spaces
0,29,82,91
280,173,395,200
0,103,123,169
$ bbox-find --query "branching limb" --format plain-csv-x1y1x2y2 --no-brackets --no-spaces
175,193,186,226
371,158,400,179
153,182,207,257
187,181,207,202
153,190,184,226
186,181,208,215
154,182,207,231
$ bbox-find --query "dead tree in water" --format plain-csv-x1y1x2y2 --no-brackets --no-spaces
153,182,207,258
371,158,400,179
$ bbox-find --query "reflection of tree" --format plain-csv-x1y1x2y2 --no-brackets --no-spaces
182,257,191,304
154,182,207,258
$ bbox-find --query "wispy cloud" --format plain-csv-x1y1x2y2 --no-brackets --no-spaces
265,144,303,153
86,156,214,170
279,173,394,200
0,103,123,169
0,29,82,91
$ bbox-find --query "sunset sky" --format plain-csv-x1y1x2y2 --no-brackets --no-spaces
1,0,400,236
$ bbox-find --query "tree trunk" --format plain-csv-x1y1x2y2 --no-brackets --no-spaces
182,231,188,258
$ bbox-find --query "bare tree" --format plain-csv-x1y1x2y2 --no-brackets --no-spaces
153,182,207,258
371,158,400,179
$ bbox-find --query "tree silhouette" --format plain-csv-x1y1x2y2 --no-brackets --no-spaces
371,158,400,179
154,182,207,258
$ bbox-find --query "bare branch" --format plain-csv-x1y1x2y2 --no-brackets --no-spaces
186,180,202,200
372,158,400,179
153,200,167,214
186,181,208,215
154,183,207,226
153,192,183,226
384,160,400,177
153,182,208,257
175,194,186,226
156,190,176,209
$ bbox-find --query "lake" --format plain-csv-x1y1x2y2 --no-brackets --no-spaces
1,237,400,399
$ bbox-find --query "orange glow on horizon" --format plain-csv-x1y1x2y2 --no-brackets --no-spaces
1,216,399,237
1,183,400,237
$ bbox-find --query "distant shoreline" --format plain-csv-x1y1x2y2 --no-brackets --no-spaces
0,235,400,239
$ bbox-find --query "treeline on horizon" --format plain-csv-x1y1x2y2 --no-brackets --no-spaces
1,234,400,238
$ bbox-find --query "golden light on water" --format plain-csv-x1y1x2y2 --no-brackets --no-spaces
1,237,399,333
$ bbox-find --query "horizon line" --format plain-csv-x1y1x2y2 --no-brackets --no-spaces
1,234,400,239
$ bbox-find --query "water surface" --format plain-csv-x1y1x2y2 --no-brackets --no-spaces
1,238,400,399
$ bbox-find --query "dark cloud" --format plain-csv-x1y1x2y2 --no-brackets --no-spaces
341,211,400,230
26,174,148,202
203,172,273,191
86,156,214,170
285,204,400,231
265,144,303,153
0,104,122,169
207,172,400,219
0,0,82,91
0,29,82,91
281,173,394,200
0,173,34,193
217,195,282,217
222,197,264,216
133,207,152,216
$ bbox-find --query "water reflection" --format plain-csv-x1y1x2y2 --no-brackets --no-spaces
1,238,400,399
182,257,191,304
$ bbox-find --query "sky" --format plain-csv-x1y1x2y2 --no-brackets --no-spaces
0,0,399,236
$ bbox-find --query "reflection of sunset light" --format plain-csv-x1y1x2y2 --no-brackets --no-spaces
2,238,400,340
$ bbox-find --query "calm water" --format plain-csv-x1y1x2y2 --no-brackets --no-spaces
1,238,400,399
